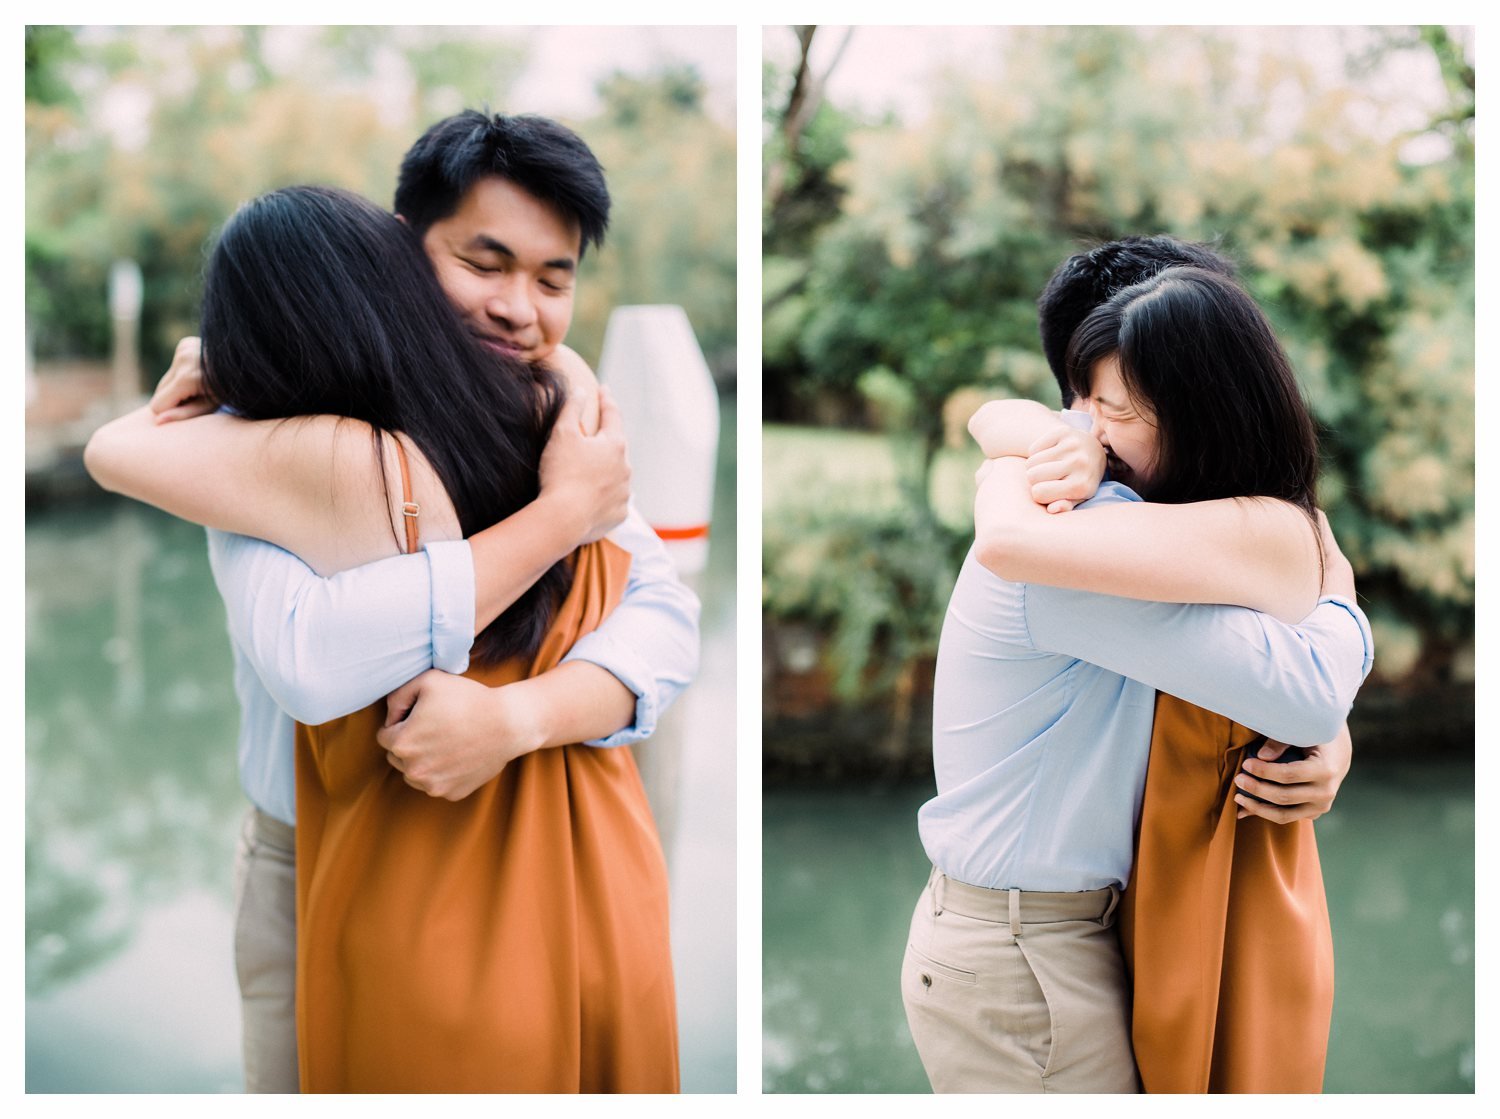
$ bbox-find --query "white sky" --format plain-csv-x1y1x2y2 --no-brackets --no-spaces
512,26,736,125
763,24,1471,157
84,25,737,150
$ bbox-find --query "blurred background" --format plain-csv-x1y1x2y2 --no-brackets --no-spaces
761,25,1473,1093
25,24,736,1092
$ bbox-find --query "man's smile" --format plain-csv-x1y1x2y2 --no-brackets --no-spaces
479,334,526,359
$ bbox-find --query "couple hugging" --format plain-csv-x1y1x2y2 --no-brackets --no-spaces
904,237,1374,1093
87,110,700,1093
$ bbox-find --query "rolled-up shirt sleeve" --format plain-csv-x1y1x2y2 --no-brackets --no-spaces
1022,584,1374,746
206,529,475,725
563,505,702,746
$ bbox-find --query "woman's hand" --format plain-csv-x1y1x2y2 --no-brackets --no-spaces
1024,425,1107,513
149,336,219,424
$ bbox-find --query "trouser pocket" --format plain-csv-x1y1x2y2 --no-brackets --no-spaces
899,883,1053,1092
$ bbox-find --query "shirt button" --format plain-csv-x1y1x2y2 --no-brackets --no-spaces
921,973,932,987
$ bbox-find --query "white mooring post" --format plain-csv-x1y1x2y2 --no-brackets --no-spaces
596,305,720,869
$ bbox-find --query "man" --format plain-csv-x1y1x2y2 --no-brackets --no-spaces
903,238,1370,1092
1035,235,1353,825
1036,237,1353,1091
90,110,699,1092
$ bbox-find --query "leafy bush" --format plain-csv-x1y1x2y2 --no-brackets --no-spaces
763,504,968,701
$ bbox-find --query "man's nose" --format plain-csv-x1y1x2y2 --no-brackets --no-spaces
486,276,537,330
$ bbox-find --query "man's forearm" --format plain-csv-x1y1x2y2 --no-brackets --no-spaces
516,661,637,749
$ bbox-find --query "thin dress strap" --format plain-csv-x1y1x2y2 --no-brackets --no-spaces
392,437,420,556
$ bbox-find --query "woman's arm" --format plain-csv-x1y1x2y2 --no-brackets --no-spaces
86,393,627,620
973,455,1323,624
85,405,412,574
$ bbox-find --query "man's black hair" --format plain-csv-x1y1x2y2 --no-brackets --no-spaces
1037,235,1238,403
394,109,610,256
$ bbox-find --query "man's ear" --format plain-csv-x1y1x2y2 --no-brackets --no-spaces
394,212,408,227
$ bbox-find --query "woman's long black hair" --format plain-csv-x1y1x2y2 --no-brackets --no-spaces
199,185,568,664
1065,266,1321,526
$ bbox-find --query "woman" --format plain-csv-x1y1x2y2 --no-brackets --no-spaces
901,266,1373,1092
95,186,677,1091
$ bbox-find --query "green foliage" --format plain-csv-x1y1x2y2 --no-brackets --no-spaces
574,66,736,372
25,29,734,384
763,26,1474,686
764,503,968,700
25,26,81,108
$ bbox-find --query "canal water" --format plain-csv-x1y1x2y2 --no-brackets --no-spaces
763,767,1474,1094
26,399,737,1093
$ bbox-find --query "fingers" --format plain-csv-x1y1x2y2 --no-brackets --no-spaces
1242,756,1325,784
153,398,218,425
1030,478,1087,507
552,393,584,435
1255,741,1292,762
577,375,602,436
384,675,425,727
150,337,206,415
1024,456,1070,485
1026,426,1068,457
1234,794,1311,824
595,385,622,434
1233,769,1312,806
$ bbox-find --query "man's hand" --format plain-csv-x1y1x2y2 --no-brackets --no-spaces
538,385,631,544
1233,722,1353,823
1023,425,1107,514
149,337,218,424
378,670,548,801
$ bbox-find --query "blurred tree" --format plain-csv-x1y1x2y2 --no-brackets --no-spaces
763,29,866,422
763,25,1473,694
574,65,736,374
25,25,81,108
25,29,731,392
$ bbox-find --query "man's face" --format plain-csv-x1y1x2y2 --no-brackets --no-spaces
419,176,581,364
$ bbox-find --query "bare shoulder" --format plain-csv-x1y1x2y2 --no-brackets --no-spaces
269,419,462,572
545,344,601,431
370,431,462,549
547,343,600,394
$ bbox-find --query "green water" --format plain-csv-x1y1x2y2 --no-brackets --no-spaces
26,398,738,1093
763,768,1474,1094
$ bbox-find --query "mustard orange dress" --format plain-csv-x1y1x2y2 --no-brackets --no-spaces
292,453,678,1093
1119,694,1333,1093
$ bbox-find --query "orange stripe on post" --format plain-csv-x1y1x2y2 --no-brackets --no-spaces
652,523,710,541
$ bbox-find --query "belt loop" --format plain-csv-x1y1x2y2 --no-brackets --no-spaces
933,872,946,917
1100,884,1121,925
1008,888,1022,938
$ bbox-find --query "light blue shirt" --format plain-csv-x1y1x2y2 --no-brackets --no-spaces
208,505,700,825
920,482,1375,893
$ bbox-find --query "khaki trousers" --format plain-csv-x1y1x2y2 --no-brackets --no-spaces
901,868,1140,1093
232,806,299,1093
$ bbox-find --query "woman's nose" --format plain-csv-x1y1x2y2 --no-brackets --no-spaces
1085,405,1109,445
